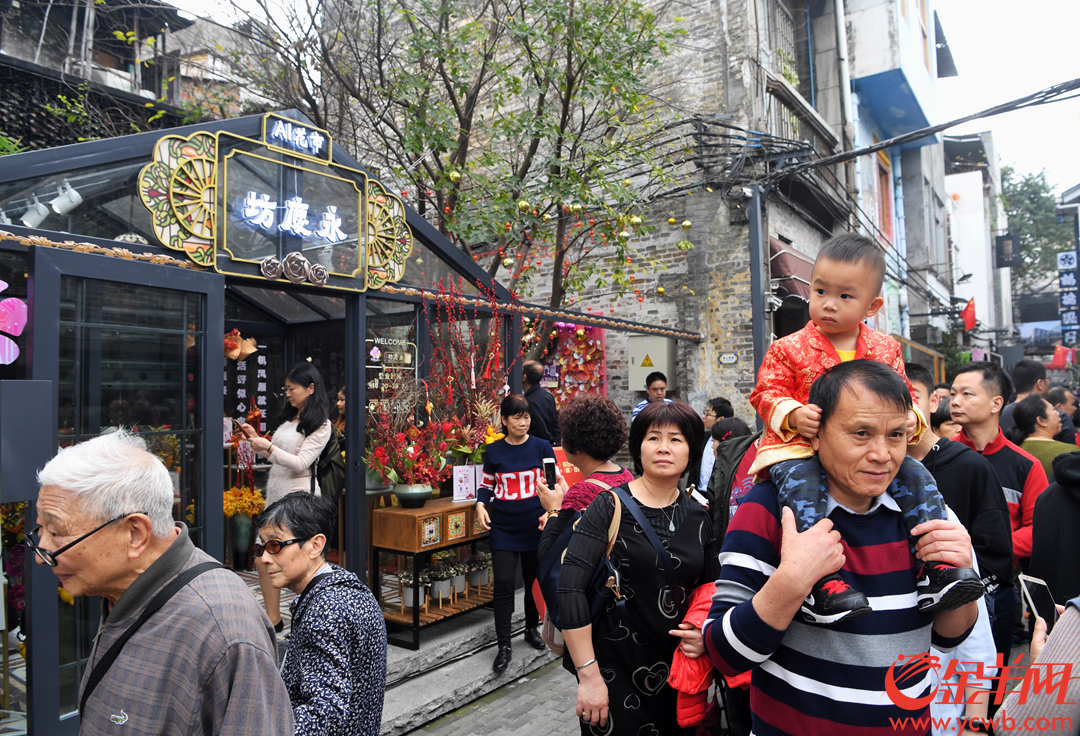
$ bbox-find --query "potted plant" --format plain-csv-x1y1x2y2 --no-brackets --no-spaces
466,551,492,586
223,486,266,569
364,377,454,508
427,561,454,600
397,567,429,608
449,559,469,594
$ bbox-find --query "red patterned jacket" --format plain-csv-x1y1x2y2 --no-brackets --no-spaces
747,321,925,476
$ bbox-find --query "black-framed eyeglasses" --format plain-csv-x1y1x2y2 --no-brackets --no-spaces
254,537,310,556
703,411,717,419
26,511,148,568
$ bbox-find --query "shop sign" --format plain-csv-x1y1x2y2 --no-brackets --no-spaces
719,353,738,364
263,113,331,163
138,114,412,292
365,336,418,414
994,233,1022,268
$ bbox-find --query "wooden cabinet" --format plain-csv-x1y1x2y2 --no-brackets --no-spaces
371,497,485,554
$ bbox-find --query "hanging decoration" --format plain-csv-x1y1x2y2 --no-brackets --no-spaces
223,329,258,361
0,279,27,366
549,321,607,408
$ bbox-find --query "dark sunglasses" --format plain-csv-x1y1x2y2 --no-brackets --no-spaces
254,537,310,556
26,511,148,568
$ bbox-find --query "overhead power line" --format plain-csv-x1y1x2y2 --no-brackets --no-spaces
768,77,1080,182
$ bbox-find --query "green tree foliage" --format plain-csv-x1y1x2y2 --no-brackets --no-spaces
214,0,690,357
1001,166,1074,295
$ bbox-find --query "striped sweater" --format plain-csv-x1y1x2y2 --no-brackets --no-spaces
703,482,970,736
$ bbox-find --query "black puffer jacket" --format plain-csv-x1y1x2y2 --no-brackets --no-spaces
1029,452,1080,602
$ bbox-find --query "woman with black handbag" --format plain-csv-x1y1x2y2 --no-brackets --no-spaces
558,400,720,735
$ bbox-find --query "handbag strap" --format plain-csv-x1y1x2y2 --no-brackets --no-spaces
611,486,684,611
79,561,224,714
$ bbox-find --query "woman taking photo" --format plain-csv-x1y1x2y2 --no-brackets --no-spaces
256,492,387,735
537,393,633,560
558,401,719,735
1005,394,1079,478
476,394,557,672
242,361,333,631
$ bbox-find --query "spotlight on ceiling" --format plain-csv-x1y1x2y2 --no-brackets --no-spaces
0,210,11,226
20,197,49,228
956,272,973,284
49,181,83,215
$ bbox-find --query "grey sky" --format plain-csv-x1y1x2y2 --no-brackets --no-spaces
936,0,1080,192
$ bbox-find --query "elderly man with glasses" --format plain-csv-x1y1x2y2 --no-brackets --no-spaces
30,430,293,735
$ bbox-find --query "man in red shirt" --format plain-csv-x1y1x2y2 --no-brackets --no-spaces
949,361,1048,662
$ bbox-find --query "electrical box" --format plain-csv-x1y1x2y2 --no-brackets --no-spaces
628,335,678,392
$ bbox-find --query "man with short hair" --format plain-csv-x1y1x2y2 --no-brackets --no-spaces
30,430,293,735
935,382,953,406
631,371,673,421
522,359,560,445
906,362,1011,717
706,361,977,734
950,361,1048,664
694,397,734,493
999,359,1049,432
1047,386,1078,445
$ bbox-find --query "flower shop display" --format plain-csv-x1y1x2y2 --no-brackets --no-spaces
2,502,26,645
223,328,258,361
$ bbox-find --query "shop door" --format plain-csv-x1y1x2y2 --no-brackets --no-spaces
9,246,223,735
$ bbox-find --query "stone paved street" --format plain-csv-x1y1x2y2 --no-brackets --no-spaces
408,660,581,736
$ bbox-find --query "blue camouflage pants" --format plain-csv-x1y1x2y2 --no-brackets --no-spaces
772,454,947,557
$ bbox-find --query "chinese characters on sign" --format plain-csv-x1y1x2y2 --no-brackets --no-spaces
1058,250,1079,347
268,119,327,158
240,192,349,244
366,336,417,415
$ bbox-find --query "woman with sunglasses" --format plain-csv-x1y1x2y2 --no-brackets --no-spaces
256,491,387,736
242,361,332,631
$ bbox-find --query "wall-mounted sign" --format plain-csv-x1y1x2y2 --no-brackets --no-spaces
719,353,738,364
1060,271,1078,290
1058,252,1078,271
138,114,412,292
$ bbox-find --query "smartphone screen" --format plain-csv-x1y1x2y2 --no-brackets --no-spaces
543,458,557,487
1019,574,1058,633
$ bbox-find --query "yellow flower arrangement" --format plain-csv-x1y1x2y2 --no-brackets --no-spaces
223,486,266,518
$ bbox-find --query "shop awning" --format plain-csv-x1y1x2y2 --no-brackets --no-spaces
770,238,814,302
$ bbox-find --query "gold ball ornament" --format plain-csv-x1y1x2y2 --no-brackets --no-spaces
618,230,631,243
448,171,462,183
569,204,584,215
623,179,632,186
517,200,531,212
542,213,552,223
681,220,692,231
668,217,677,226
657,286,665,295
629,215,643,227
502,257,514,268
576,328,585,338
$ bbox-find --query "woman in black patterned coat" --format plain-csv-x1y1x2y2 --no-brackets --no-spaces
558,401,720,736
257,492,388,736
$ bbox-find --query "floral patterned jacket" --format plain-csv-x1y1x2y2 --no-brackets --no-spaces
747,321,925,476
283,566,388,736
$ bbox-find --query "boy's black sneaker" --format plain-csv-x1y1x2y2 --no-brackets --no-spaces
799,573,873,625
916,562,984,612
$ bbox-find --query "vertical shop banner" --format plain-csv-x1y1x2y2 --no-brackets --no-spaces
1059,251,1079,347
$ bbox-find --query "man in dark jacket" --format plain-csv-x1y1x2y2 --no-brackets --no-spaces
522,360,560,445
906,363,1014,663
1030,452,1080,603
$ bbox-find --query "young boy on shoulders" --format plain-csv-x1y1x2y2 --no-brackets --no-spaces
748,233,983,625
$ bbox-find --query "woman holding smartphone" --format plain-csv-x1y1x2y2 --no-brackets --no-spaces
242,361,332,631
476,394,557,673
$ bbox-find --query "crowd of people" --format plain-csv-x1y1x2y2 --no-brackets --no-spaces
26,234,1080,735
